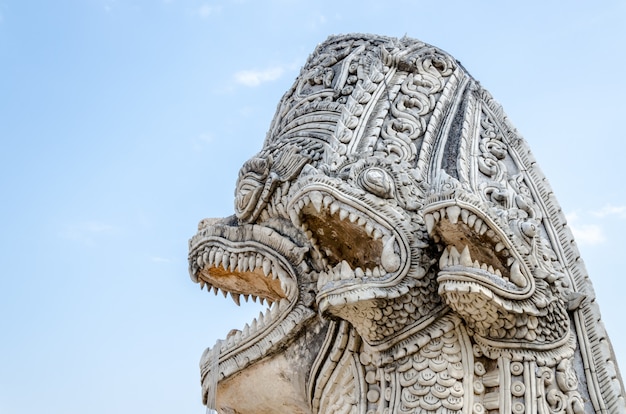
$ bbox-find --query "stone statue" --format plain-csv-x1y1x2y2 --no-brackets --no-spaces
188,34,625,413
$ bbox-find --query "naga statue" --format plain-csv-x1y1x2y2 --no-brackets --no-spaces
188,34,625,414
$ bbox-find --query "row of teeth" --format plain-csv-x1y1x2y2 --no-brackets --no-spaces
425,206,510,256
217,298,291,351
317,259,391,288
440,245,525,288
195,247,296,299
199,280,274,306
290,190,386,241
290,191,402,273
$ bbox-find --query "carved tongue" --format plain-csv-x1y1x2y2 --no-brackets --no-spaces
381,236,400,273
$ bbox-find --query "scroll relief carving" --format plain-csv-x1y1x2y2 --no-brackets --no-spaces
188,34,625,414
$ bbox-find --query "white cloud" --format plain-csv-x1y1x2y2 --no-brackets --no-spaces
151,256,172,263
565,212,606,246
196,3,220,18
592,204,626,219
234,67,284,87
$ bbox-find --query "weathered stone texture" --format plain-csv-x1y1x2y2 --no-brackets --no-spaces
188,34,625,413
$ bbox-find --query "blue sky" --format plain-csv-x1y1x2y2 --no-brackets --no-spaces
1,1,625,413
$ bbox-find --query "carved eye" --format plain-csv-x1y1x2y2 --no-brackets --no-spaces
235,157,270,221
358,167,395,199
520,221,537,238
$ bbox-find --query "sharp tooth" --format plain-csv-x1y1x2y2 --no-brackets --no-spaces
381,236,401,273
270,265,278,280
446,206,461,224
279,299,289,311
460,245,472,267
339,208,349,221
355,267,365,278
340,260,353,278
510,260,526,288
248,255,256,271
259,297,265,306
297,199,305,210
467,214,477,227
330,202,340,216
257,311,265,327
323,196,333,208
433,211,440,222
251,295,258,303
196,255,203,268
348,212,358,223
372,266,382,277
449,246,460,266
243,294,249,302
262,258,271,276
251,318,257,331
214,249,223,267
460,209,469,224
239,254,247,272
495,242,505,252
481,263,488,271
229,253,237,271
270,302,279,318
243,323,250,337
439,248,449,269
365,222,374,236
487,265,495,274
425,213,435,234
309,191,323,213
222,289,228,298
199,279,206,289
495,268,502,277
365,268,372,277
202,250,209,265
208,248,217,266
231,292,241,306
372,229,383,240
212,286,218,295
479,223,489,235
486,229,495,238
474,260,481,269
289,209,300,226
473,218,483,232
221,252,229,270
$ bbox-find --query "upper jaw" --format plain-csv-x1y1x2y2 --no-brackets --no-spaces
188,218,315,403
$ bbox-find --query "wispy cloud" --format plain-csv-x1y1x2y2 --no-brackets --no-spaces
565,212,606,246
196,3,221,18
151,256,172,263
592,204,626,219
59,221,118,246
234,67,285,87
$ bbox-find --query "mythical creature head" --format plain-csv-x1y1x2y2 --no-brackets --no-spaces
188,34,624,414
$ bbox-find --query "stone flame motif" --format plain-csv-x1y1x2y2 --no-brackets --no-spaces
188,34,625,414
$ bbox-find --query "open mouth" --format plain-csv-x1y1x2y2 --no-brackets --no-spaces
288,186,407,292
188,222,315,401
424,203,533,297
